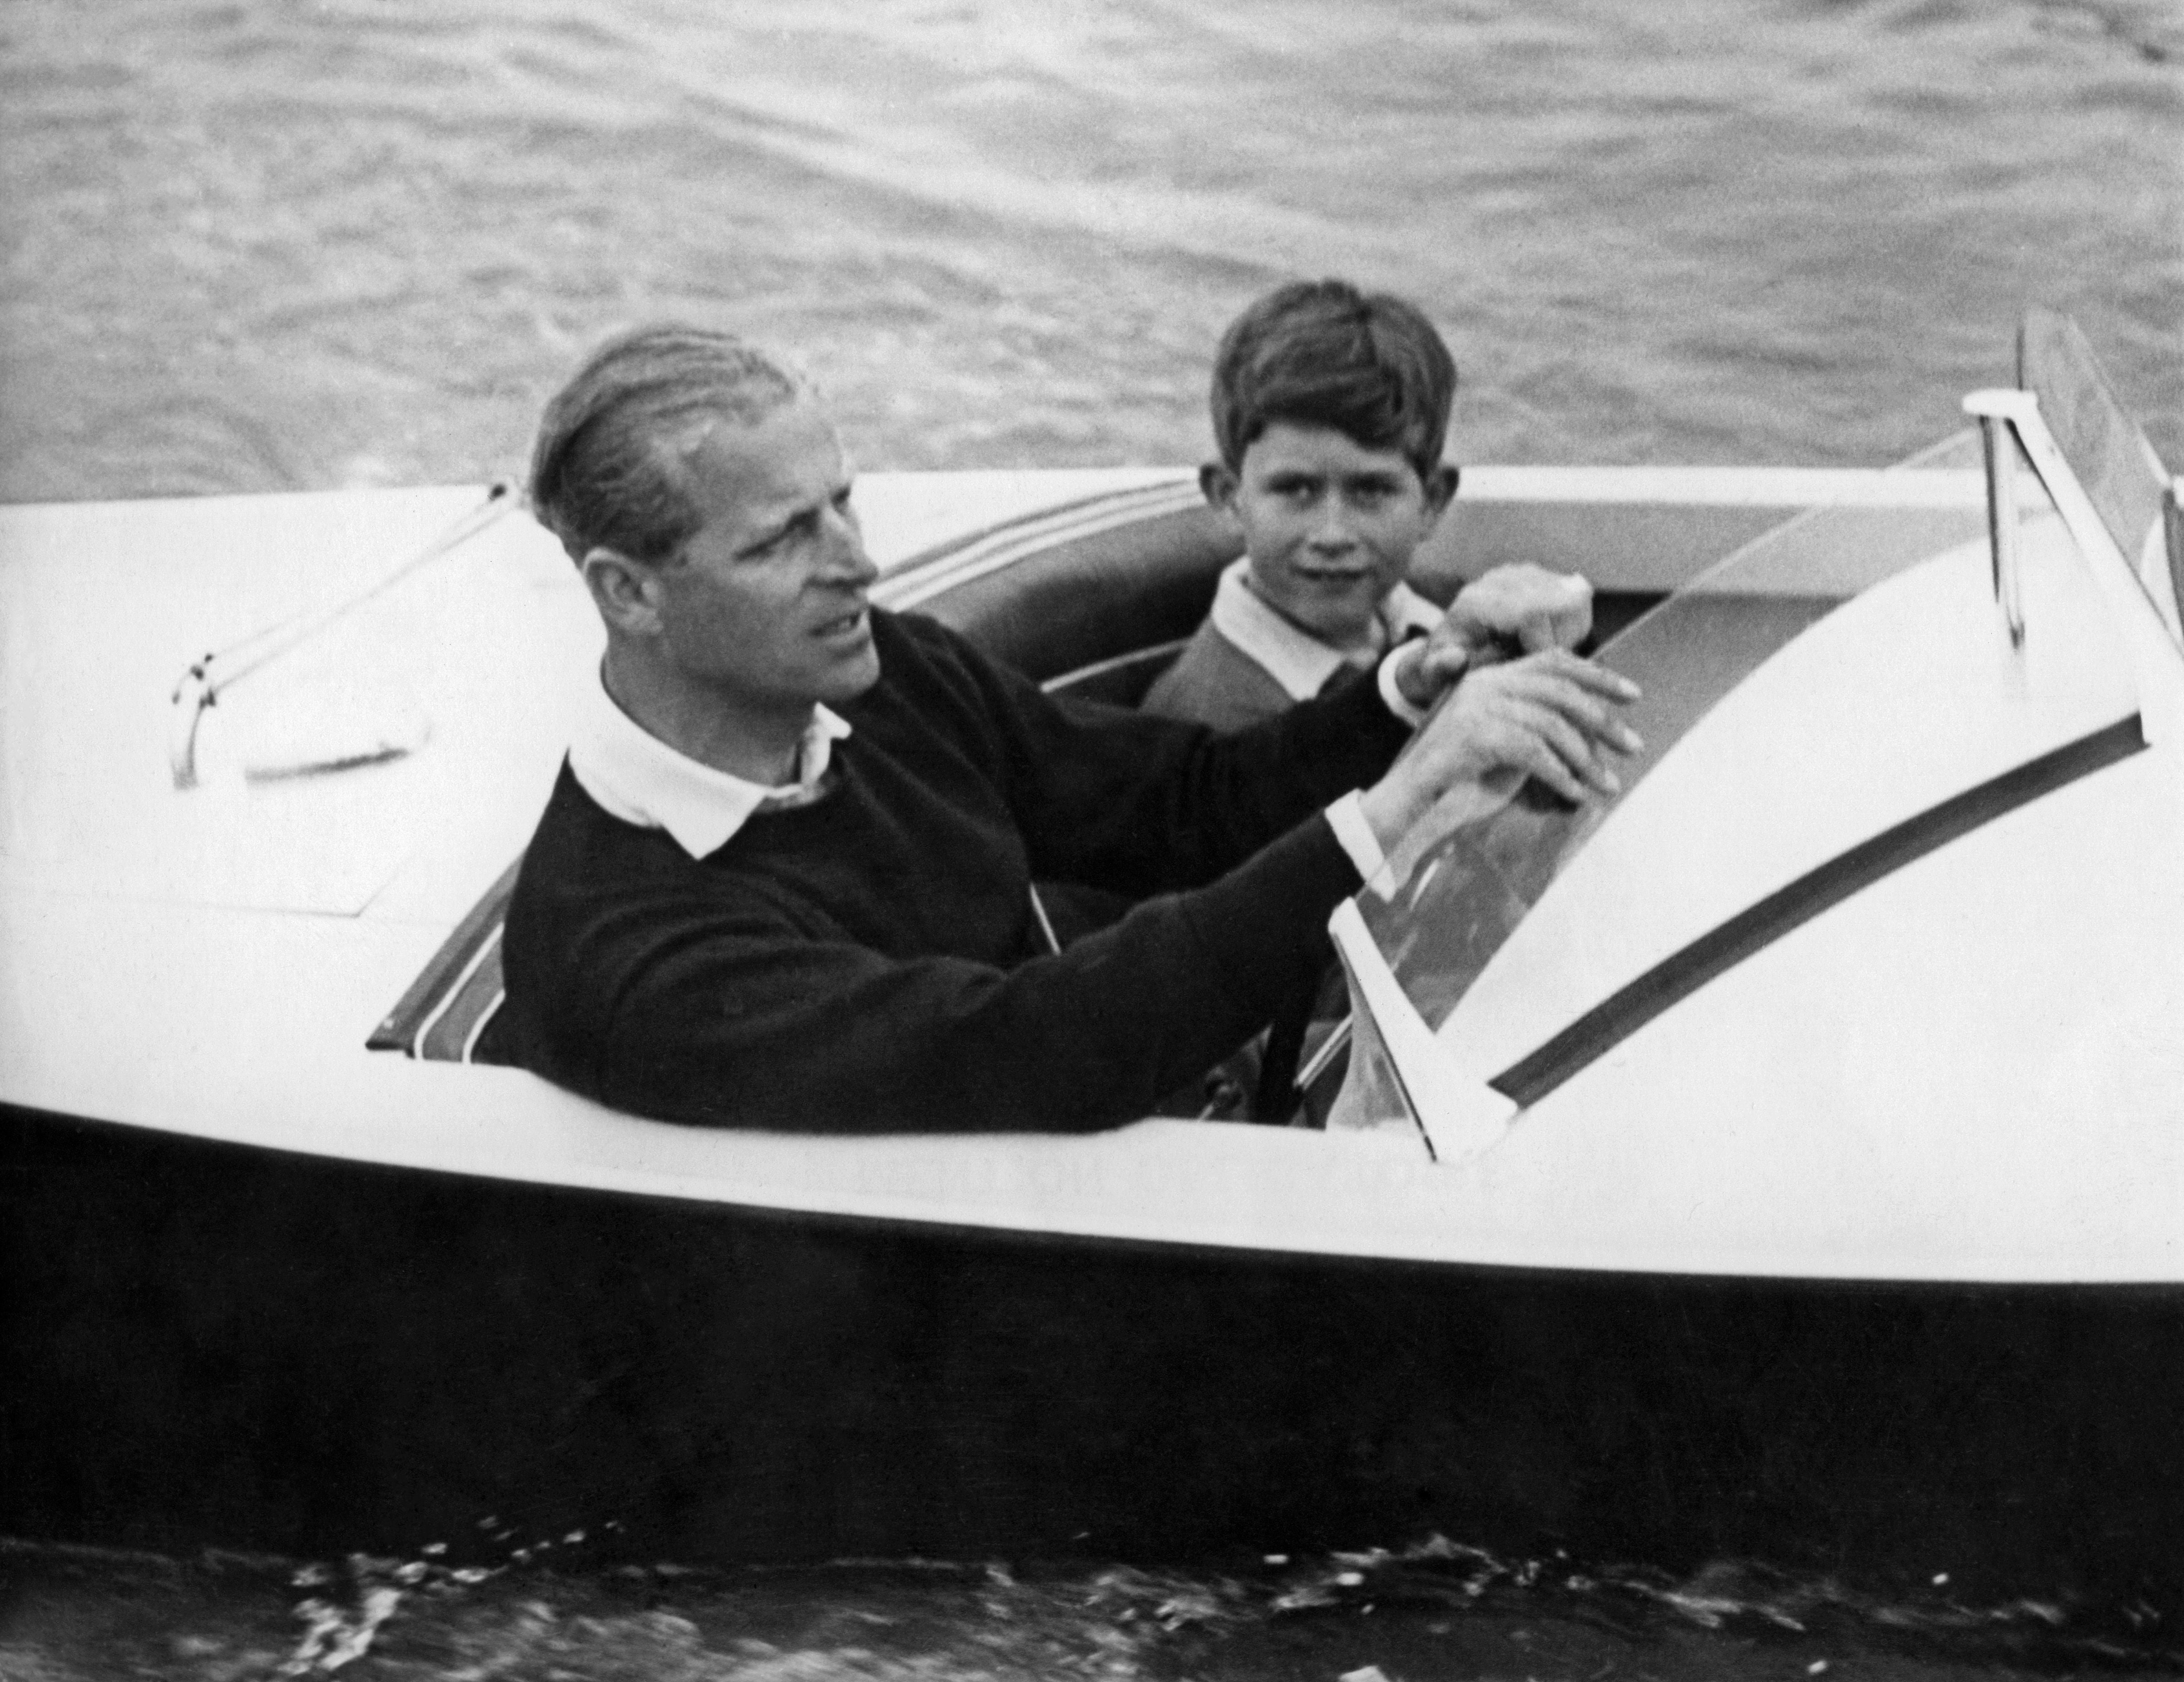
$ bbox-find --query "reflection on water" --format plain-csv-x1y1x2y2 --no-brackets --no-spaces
0,0,2179,504
5,1535,2173,1681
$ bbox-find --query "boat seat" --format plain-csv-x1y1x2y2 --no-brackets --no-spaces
900,483,1237,686
366,857,522,1064
369,481,1238,1063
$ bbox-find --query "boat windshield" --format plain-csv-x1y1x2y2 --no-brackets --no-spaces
1334,432,1985,1100
2018,307,2181,644
1327,313,2172,1145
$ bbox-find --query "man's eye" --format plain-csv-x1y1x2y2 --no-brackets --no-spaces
765,510,825,554
743,522,801,561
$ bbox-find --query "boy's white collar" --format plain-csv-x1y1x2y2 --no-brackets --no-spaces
1209,558,1441,701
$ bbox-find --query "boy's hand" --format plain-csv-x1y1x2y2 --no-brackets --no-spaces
1392,566,1596,711
1361,649,1641,855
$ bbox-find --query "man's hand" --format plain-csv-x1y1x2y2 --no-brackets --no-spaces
1393,565,1596,712
1361,648,1641,855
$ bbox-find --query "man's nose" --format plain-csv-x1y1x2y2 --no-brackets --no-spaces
817,504,879,586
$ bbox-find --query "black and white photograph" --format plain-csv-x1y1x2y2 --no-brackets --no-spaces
3,2,2181,1676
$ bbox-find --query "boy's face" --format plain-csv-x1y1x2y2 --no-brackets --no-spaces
1204,422,1458,647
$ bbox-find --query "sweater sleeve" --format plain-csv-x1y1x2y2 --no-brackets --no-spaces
902,614,1412,897
585,811,1366,1134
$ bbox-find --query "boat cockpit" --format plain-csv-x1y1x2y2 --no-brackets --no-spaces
349,312,2184,1179
12,309,2167,1192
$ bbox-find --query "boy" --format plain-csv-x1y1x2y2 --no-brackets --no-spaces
1144,278,1589,732
1143,279,1598,1118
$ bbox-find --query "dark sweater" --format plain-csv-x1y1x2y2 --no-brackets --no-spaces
500,610,1410,1133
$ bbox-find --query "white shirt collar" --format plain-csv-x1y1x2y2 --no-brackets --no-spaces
567,663,852,860
1208,558,1442,702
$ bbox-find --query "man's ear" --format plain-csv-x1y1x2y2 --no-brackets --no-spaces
1199,460,1240,516
580,546,666,637
1422,463,1460,521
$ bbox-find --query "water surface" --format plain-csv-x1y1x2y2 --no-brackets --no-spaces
1,0,2177,503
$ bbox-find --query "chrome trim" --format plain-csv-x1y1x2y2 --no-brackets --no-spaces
1979,412,2027,650
2166,478,2184,643
167,480,517,790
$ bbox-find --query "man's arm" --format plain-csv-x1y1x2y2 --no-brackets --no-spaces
575,643,1638,1135
923,598,1634,896
901,613,1414,898
573,813,1369,1135
510,613,1639,1136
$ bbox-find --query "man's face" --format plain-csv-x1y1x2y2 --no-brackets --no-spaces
651,399,882,722
1208,421,1455,646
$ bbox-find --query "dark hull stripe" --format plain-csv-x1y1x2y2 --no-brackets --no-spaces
1492,712,2148,1107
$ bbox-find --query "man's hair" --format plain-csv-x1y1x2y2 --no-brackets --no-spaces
1209,279,1457,480
529,324,803,566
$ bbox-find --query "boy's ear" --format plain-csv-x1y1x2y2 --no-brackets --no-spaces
1198,460,1240,515
1423,463,1461,518
581,545,667,637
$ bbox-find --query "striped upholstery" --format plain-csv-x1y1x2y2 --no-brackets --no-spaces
881,478,1237,681
368,480,1233,1063
366,858,522,1064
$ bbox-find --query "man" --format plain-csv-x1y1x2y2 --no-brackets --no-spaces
499,325,1639,1133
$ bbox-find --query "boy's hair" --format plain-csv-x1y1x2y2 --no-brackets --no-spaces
530,323,802,567
1209,279,1457,479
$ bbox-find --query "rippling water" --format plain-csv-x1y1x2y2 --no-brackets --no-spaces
5,1,2183,1674
8,1536,2175,1681
0,0,2178,505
